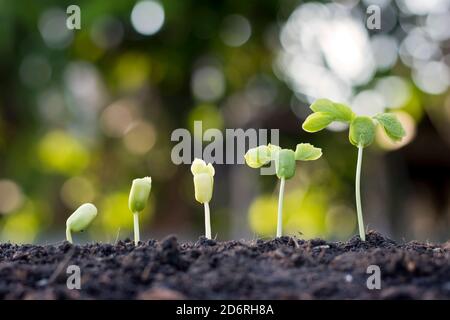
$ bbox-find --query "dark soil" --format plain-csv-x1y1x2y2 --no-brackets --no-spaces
0,231,449,300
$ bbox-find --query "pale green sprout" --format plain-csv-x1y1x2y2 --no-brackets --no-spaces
66,203,98,244
302,99,406,241
128,177,152,245
191,158,215,239
244,143,322,237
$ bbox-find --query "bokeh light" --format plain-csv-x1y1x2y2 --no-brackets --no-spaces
38,8,73,49
412,61,450,95
131,1,165,36
100,99,139,138
1,200,43,244
38,130,90,175
123,121,157,155
60,177,96,209
0,180,24,215
113,52,151,91
1,0,450,244
351,90,386,116
191,66,226,102
220,14,252,47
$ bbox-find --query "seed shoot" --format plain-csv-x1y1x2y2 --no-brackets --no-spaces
245,143,322,237
302,98,406,241
191,158,215,239
128,176,152,245
66,203,98,244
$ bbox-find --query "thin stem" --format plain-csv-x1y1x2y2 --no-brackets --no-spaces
277,177,286,238
66,227,73,244
133,212,140,245
355,146,366,241
204,202,211,239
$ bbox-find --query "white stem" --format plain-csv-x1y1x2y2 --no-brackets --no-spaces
133,212,140,245
355,146,366,241
66,227,73,244
277,178,286,238
204,202,211,239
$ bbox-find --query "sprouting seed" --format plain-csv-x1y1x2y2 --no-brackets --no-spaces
128,176,152,245
302,99,406,241
244,143,322,237
191,158,215,239
66,203,98,244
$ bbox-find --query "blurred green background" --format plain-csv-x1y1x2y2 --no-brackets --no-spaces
0,0,449,244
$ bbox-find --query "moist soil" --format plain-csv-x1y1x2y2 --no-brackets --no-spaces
0,231,449,300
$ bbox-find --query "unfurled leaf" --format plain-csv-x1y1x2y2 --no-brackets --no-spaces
267,144,281,156
310,99,355,122
374,113,406,142
244,145,272,168
302,112,334,132
274,149,296,180
349,116,376,148
295,143,322,161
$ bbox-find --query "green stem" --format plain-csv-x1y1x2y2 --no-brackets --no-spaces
277,177,285,238
133,212,140,245
204,202,211,239
355,146,366,241
66,227,73,244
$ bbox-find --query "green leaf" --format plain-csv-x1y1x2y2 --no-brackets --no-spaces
267,144,281,160
374,113,406,142
244,145,272,168
275,149,296,180
349,116,376,148
302,112,334,132
295,143,322,161
310,99,355,122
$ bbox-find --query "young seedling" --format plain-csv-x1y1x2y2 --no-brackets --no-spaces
244,143,322,237
191,158,215,239
302,99,406,241
66,203,98,244
128,177,152,245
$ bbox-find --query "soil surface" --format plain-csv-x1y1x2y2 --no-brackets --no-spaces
0,231,449,299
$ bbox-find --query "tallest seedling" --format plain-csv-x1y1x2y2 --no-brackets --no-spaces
302,99,406,241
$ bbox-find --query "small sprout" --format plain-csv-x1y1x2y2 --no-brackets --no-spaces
302,99,406,241
128,177,152,245
244,143,322,237
191,158,215,239
66,203,98,244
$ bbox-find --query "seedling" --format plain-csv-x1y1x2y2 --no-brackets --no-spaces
244,143,322,237
66,203,98,244
191,158,215,239
128,176,152,245
302,99,406,241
